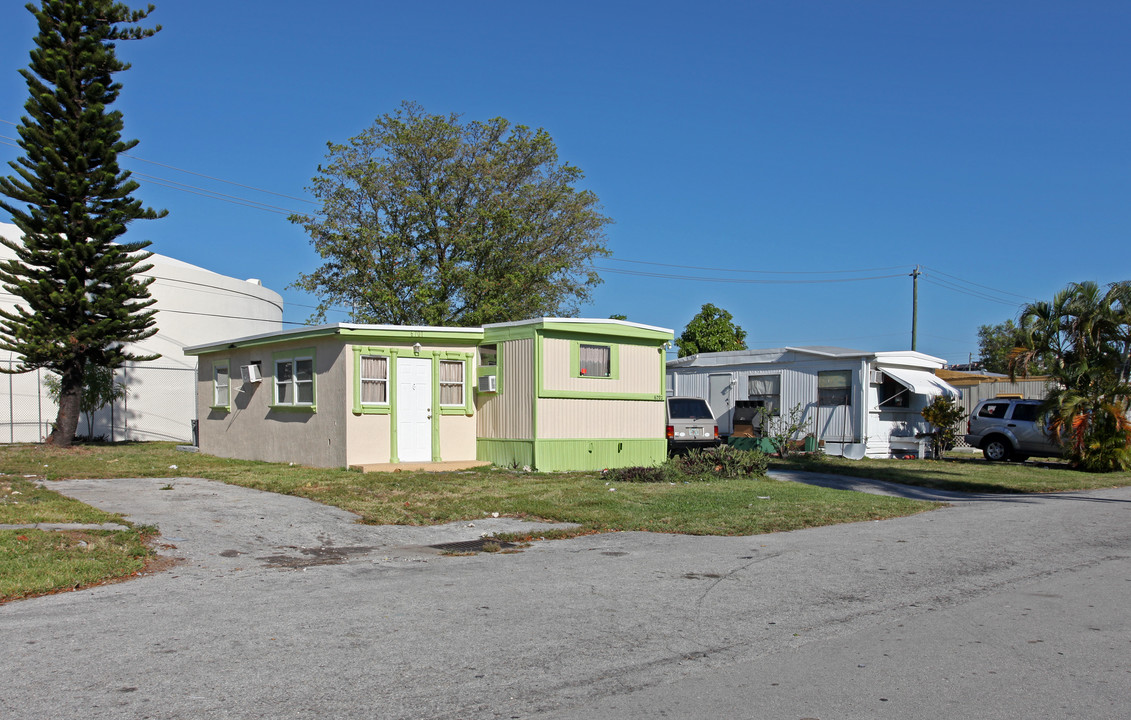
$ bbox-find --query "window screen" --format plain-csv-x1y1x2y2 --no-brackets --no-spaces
747,374,780,415
818,370,852,406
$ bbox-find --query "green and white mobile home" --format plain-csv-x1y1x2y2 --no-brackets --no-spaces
475,318,671,471
184,318,672,471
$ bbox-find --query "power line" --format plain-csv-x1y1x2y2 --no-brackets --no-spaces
131,171,306,216
606,256,908,275
594,265,906,285
920,265,1033,302
921,276,1021,307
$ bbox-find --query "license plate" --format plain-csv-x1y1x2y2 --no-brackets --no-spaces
689,427,702,437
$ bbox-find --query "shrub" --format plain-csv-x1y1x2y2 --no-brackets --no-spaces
669,445,768,479
604,465,679,483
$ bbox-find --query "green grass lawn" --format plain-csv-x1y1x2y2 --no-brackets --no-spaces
0,442,939,536
773,452,1131,494
0,474,154,603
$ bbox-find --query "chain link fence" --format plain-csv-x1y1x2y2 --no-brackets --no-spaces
1,359,197,443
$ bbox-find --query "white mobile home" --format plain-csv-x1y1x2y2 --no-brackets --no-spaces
667,346,961,458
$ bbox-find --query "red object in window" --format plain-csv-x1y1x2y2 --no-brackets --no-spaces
580,368,587,375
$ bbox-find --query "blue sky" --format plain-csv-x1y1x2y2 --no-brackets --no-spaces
1,1,1128,363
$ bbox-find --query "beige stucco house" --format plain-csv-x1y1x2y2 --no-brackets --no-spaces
184,318,672,471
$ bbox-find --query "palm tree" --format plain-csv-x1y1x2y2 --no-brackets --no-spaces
1018,281,1131,471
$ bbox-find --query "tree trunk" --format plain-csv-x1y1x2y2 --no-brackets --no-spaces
47,363,83,447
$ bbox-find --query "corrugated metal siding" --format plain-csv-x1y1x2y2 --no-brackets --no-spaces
537,398,665,439
956,380,1052,415
542,338,661,395
476,338,533,439
670,360,863,442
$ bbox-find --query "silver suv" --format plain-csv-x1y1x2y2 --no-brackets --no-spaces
964,398,1063,462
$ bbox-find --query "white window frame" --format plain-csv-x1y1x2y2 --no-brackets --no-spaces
439,359,465,407
212,361,230,408
274,354,315,407
359,354,389,406
747,373,781,416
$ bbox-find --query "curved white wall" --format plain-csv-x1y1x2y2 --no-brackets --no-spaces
0,222,284,441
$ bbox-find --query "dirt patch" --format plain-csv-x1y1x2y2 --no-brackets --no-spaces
257,545,376,569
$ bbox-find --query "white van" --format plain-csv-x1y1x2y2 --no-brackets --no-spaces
665,396,719,452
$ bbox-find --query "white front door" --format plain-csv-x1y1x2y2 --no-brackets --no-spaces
396,357,432,462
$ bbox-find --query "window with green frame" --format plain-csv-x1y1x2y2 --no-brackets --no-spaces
212,361,230,409
439,359,465,406
359,354,389,405
579,343,611,377
274,350,315,407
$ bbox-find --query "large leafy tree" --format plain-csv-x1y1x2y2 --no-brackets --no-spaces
676,303,747,358
976,319,1049,375
290,101,611,326
0,1,165,447
1016,280,1131,471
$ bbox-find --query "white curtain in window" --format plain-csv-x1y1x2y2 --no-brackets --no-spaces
748,375,780,396
580,344,610,376
361,356,387,403
440,360,464,405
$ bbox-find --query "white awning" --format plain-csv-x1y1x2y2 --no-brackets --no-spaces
881,367,961,399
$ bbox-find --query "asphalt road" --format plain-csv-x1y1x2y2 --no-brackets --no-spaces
1,473,1128,719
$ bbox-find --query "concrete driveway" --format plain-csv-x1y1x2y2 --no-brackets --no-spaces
1,473,1128,719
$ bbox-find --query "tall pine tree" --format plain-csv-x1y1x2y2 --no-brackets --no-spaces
0,1,165,447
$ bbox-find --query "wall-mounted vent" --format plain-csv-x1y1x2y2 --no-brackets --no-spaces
869,370,885,385
241,363,262,384
477,374,497,393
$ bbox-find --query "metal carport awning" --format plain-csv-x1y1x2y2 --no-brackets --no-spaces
881,367,961,399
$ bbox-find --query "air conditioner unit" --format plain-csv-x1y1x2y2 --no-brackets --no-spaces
477,374,497,393
869,370,885,385
241,363,262,384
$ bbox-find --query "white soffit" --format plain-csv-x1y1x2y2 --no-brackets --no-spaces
882,367,961,399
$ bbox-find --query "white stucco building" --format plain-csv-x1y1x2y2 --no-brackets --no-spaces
0,222,283,442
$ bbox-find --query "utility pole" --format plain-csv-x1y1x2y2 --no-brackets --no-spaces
910,265,921,351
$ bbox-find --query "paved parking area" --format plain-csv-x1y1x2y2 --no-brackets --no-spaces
1,474,1128,719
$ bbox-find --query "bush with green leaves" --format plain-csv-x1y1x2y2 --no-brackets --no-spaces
603,464,682,483
605,446,768,483
669,445,769,479
920,395,967,459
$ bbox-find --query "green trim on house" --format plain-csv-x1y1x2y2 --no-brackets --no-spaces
337,327,482,343
538,389,664,401
569,340,620,380
484,319,670,343
535,332,666,401
437,353,475,416
388,352,401,462
477,437,666,471
210,359,231,412
476,438,536,469
351,346,392,415
475,342,503,395
533,438,666,472
270,347,317,412
186,324,482,356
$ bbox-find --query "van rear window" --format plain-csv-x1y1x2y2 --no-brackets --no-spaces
669,399,712,419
